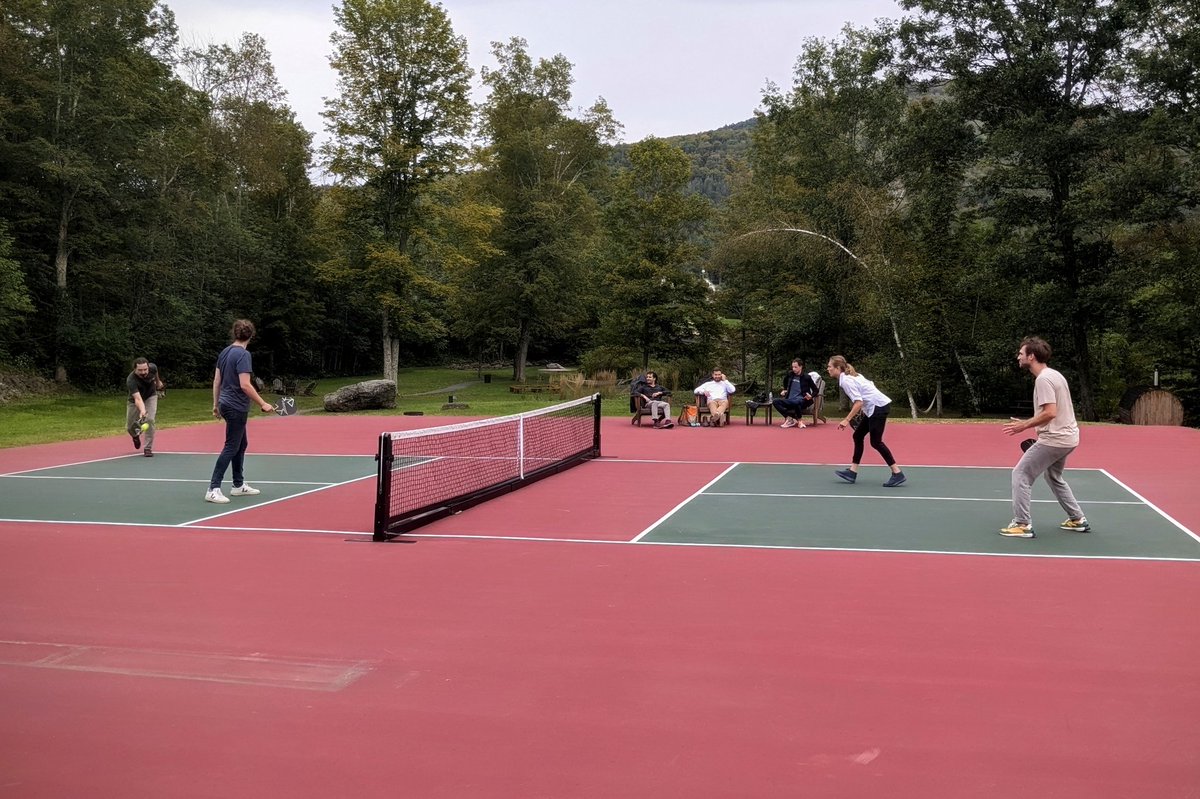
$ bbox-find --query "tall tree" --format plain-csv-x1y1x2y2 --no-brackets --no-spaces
473,37,618,382
596,137,715,370
178,34,321,377
320,0,473,382
897,0,1191,420
720,25,924,408
0,222,34,353
0,0,181,381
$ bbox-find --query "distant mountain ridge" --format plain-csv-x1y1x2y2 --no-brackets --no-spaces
612,118,756,206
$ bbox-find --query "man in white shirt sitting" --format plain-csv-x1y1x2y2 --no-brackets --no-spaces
694,368,736,427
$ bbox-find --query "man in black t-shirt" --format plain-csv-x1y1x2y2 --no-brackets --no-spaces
126,357,163,456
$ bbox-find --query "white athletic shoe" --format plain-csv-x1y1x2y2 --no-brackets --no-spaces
230,483,260,496
205,488,230,504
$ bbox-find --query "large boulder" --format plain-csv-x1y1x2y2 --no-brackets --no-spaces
323,379,397,412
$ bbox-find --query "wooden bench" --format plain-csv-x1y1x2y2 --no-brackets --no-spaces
508,383,559,394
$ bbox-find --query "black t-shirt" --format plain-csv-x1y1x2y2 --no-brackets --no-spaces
127,364,159,403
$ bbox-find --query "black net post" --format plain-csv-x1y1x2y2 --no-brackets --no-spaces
373,433,394,541
592,394,602,456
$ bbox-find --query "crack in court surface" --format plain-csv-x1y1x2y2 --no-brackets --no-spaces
0,640,372,691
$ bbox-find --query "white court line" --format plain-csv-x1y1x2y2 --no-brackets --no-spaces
141,451,377,458
629,462,740,543
5,475,334,486
178,473,377,526
0,518,369,537
702,492,1142,505
1,518,1196,563
1,453,141,477
1101,468,1200,546
596,457,1107,471
400,533,1200,563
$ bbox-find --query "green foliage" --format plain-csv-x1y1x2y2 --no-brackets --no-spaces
467,37,617,381
320,0,475,379
591,138,717,368
0,223,33,351
612,119,756,205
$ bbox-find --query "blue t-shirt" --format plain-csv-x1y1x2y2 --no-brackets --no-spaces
216,344,253,412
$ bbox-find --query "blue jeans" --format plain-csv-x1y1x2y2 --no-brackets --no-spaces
772,397,811,419
210,406,249,490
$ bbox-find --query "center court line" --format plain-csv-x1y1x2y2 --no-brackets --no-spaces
178,473,377,526
702,492,1142,505
629,462,740,543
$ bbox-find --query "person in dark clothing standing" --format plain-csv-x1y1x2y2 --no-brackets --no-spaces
126,357,163,457
205,319,276,504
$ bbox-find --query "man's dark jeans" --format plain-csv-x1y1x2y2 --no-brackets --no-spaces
772,397,812,419
210,406,249,490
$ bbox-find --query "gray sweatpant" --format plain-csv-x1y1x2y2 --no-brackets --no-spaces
1011,440,1082,525
126,394,158,450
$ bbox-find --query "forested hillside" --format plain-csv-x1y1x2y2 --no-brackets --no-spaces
612,119,754,205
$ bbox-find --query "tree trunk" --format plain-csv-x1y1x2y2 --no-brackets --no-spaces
513,319,531,382
53,199,71,383
952,347,982,415
381,310,399,384
1072,318,1097,422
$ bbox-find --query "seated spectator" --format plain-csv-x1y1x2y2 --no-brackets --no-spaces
636,371,674,428
773,359,817,428
694,367,736,427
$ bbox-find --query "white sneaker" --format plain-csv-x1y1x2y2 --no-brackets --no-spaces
230,483,260,496
205,488,230,504
780,418,796,428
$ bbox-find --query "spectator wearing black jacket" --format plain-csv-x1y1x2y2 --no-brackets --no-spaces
636,371,675,428
773,359,816,428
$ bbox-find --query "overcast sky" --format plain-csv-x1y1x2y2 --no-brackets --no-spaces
167,0,903,151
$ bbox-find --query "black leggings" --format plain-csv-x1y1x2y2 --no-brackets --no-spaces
852,402,896,466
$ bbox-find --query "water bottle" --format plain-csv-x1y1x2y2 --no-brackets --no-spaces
768,391,773,402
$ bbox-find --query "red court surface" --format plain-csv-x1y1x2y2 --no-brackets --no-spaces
2,414,1199,798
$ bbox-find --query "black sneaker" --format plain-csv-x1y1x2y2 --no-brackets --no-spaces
132,433,141,449
882,472,907,488
835,469,857,484
144,448,153,458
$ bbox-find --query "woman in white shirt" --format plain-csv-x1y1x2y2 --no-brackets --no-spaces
826,355,906,487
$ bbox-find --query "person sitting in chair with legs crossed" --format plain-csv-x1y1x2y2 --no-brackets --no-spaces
773,359,816,429
636,371,674,428
694,368,736,427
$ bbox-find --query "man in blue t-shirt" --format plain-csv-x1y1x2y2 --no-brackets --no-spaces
205,319,276,504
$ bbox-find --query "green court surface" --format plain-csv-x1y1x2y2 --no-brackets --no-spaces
0,453,377,526
641,464,1200,560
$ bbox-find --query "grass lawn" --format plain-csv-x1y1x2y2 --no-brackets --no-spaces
0,367,620,449
1,365,1016,449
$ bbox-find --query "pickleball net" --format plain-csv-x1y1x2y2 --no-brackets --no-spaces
373,393,602,539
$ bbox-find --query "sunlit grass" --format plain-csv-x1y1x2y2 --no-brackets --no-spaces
0,367,630,448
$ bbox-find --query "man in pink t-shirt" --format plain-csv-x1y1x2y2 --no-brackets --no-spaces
1000,336,1087,539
